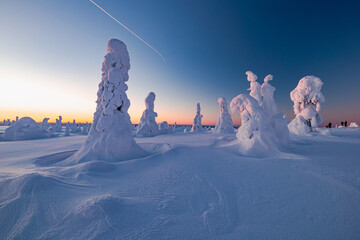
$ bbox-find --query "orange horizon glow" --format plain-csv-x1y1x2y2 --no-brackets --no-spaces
0,109,218,125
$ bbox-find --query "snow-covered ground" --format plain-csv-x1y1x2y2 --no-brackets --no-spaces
0,128,360,239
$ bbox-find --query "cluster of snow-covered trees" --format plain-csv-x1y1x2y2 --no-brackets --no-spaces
3,38,359,159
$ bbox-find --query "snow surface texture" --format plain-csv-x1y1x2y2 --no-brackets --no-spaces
136,92,159,137
3,117,50,141
288,76,325,135
1,128,360,239
213,97,234,134
66,39,146,163
230,94,288,155
246,71,262,105
261,74,278,116
190,103,203,132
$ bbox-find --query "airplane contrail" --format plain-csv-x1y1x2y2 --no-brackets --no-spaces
89,0,166,63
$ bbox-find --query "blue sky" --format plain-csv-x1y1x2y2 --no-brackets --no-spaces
0,0,359,125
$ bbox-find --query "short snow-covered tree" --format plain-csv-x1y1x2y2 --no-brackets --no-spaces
288,76,325,135
213,97,234,134
230,94,282,155
136,92,159,136
159,121,174,134
246,71,262,105
67,39,145,163
261,74,277,116
4,117,50,140
190,103,203,132
55,116,62,132
65,122,70,136
40,118,49,130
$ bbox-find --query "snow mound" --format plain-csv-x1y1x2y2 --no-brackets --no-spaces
230,94,282,155
3,117,50,141
66,39,146,163
288,76,325,135
213,97,234,134
136,92,159,137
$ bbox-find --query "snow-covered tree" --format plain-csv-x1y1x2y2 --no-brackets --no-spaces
67,39,145,163
349,122,359,128
159,121,174,134
4,117,50,140
261,74,277,116
246,71,262,105
40,118,49,130
230,94,283,155
65,122,70,136
55,116,62,132
190,103,203,132
288,76,325,135
71,120,78,133
136,92,159,136
213,97,234,134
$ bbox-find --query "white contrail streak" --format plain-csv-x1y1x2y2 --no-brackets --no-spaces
89,0,166,63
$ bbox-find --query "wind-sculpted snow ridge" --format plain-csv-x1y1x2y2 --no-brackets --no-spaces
288,76,325,135
190,103,204,133
213,97,234,134
230,94,286,156
66,39,146,163
261,74,277,116
246,71,262,105
3,117,50,141
136,92,160,137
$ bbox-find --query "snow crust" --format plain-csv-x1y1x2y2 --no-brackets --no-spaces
288,76,325,135
136,92,159,136
213,97,234,134
190,103,203,132
3,117,50,140
66,39,146,163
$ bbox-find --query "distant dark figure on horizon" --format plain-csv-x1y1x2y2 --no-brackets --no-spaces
345,121,348,127
328,122,332,128
341,122,344,127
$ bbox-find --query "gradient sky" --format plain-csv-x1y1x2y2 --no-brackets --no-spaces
0,0,359,125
